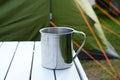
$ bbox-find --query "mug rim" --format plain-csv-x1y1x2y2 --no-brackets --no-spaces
40,27,74,35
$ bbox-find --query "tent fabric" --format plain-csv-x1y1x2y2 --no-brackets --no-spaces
0,0,50,41
0,0,119,58
78,50,119,60
52,0,106,50
52,0,120,58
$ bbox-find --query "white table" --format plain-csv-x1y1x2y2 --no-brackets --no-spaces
0,41,88,80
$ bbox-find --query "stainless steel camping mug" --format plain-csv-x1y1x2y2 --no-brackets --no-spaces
40,27,86,69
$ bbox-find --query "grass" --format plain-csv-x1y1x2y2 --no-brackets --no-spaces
81,59,120,80
80,7,120,80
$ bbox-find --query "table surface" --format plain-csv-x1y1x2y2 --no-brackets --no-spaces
0,41,88,80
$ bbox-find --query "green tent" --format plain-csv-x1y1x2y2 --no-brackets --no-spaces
0,0,119,59
0,0,49,40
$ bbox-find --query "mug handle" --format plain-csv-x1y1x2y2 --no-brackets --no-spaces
72,30,86,60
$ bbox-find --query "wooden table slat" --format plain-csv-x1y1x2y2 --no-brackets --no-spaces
5,42,34,80
55,63,81,80
0,42,3,47
31,42,55,80
0,42,18,80
74,56,88,80
0,41,88,80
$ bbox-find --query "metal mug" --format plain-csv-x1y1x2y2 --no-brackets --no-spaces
40,27,86,69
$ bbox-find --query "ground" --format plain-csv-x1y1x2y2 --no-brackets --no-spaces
81,59,120,80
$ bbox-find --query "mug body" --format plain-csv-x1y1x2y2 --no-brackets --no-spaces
40,27,74,69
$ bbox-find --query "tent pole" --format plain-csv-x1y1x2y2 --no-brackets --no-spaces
50,0,52,21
